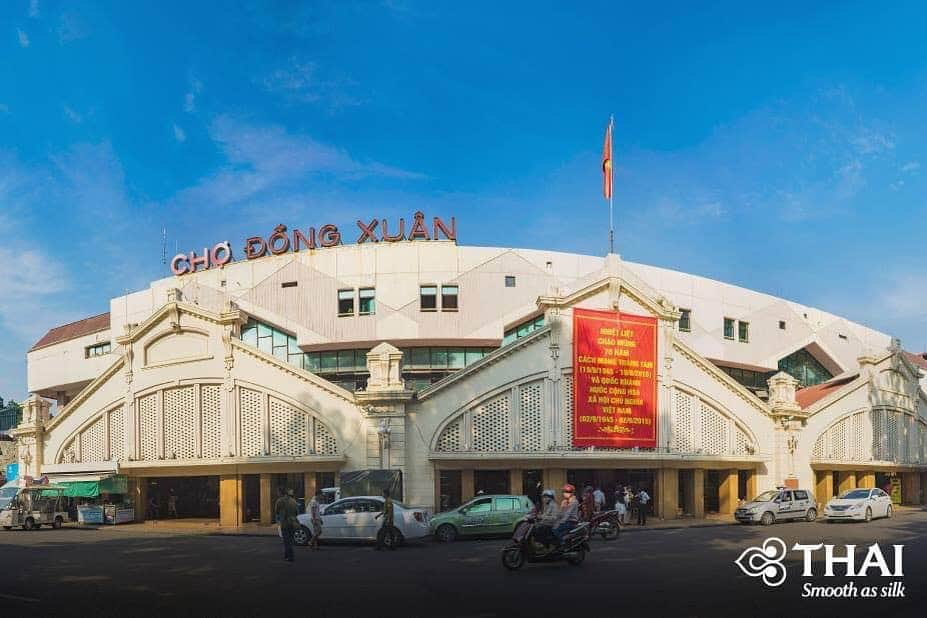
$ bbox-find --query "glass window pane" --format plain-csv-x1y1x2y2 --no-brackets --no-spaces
411,348,429,368
258,336,273,354
288,353,304,368
502,331,516,346
320,352,337,371
306,353,321,373
273,346,287,361
287,337,300,354
430,348,447,369
337,350,355,371
241,324,257,346
338,289,354,300
272,328,287,348
738,321,749,342
359,288,375,299
359,288,375,315
257,323,272,338
420,286,437,310
441,285,459,311
504,276,516,287
420,286,437,295
447,348,465,369
465,349,483,365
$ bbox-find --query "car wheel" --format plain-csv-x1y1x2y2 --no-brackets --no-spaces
292,526,310,546
864,507,872,522
23,517,35,531
886,505,893,519
383,528,403,549
760,511,775,526
435,524,457,543
501,547,525,570
805,508,817,522
53,516,64,530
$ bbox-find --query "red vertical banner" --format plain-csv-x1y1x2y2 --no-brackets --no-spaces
572,308,658,448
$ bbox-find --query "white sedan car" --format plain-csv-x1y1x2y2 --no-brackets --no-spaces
823,488,894,522
295,496,430,546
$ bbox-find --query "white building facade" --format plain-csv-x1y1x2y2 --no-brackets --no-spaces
17,236,927,525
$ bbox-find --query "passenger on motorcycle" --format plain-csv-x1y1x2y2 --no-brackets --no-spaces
534,489,560,546
553,484,580,543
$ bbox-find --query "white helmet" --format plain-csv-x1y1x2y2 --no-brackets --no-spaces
542,489,556,499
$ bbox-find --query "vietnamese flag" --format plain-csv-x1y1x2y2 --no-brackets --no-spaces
602,118,613,200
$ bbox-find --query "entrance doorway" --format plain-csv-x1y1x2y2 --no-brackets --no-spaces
146,476,219,520
439,470,462,511
242,474,260,523
566,468,657,515
474,470,508,495
704,471,720,514
522,469,542,507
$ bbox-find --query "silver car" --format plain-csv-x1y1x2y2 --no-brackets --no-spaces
734,488,817,525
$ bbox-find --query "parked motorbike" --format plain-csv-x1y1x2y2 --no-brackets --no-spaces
590,509,621,541
501,514,592,570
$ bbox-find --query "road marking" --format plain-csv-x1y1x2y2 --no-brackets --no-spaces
0,593,39,603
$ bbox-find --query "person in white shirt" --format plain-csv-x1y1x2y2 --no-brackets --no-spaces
592,487,606,513
636,488,651,526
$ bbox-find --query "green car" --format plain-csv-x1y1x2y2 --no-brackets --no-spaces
430,494,533,542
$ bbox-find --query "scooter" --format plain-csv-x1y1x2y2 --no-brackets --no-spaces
501,513,592,570
590,509,621,541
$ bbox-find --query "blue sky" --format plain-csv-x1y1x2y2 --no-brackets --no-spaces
1,1,925,399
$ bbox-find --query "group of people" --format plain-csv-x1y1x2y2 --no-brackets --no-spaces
611,484,651,526
535,483,582,546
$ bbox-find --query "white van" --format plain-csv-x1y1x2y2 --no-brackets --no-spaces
0,485,69,530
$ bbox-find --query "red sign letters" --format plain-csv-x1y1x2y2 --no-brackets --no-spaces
572,308,658,448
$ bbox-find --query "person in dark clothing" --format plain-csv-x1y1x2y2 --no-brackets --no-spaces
274,487,299,562
374,489,397,550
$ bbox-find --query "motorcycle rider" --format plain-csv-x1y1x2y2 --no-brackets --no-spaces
534,489,560,547
552,484,580,544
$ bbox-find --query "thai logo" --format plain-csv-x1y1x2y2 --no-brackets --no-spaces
734,537,788,587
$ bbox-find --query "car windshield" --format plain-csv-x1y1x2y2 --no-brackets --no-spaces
753,490,779,502
839,489,870,500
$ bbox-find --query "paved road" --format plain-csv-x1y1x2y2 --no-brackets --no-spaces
1,511,924,617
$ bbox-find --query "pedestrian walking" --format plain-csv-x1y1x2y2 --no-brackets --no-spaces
581,486,595,522
308,490,323,550
374,488,396,550
167,489,178,518
275,487,299,562
614,485,627,522
637,488,651,526
593,486,606,513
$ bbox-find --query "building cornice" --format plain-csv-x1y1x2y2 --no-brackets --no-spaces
537,275,680,321
115,301,240,346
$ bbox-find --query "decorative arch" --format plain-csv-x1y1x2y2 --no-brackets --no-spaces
433,375,546,453
670,384,758,457
55,401,126,464
811,407,927,464
143,327,211,368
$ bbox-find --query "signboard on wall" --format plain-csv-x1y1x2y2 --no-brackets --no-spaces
572,308,658,448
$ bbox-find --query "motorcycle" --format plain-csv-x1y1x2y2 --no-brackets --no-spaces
590,509,621,541
501,513,592,570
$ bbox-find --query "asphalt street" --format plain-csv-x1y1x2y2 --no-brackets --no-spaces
1,510,924,618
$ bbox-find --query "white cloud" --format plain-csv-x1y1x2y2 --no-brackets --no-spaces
17,28,29,48
171,116,424,208
29,0,39,18
184,77,202,113
900,161,920,173
262,58,360,110
62,105,82,123
173,124,187,142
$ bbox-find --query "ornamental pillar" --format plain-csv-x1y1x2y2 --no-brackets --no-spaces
10,394,51,478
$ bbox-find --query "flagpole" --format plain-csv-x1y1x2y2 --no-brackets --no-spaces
608,114,615,255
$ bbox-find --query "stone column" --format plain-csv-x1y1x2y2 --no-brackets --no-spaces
692,469,706,518
719,469,739,515
259,474,272,524
902,472,921,505
656,468,678,519
857,471,875,489
509,469,523,496
303,472,316,503
837,470,856,494
219,474,243,528
815,471,833,507
461,470,475,502
746,469,758,501
131,477,147,523
766,372,807,487
545,469,567,497
10,394,51,478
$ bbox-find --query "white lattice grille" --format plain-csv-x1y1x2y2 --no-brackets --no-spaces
59,440,77,464
164,386,197,459
906,416,916,464
885,411,898,461
733,426,751,456
812,435,824,459
562,374,574,446
109,406,125,461
472,393,511,452
871,409,884,460
80,417,105,463
699,402,729,455
672,390,693,453
314,419,338,455
139,393,159,461
269,398,309,456
436,419,463,452
919,423,926,464
239,388,264,457
831,420,847,460
520,381,543,451
201,385,222,458
850,412,864,460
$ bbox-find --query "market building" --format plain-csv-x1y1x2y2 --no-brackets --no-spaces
15,215,927,525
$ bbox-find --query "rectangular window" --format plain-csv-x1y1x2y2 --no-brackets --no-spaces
441,285,459,311
504,275,516,288
320,351,338,372
338,289,355,317
305,353,321,373
723,318,735,340
420,285,437,311
779,320,786,330
359,288,375,315
410,348,430,369
464,349,484,366
447,348,466,369
838,333,848,340
679,308,691,332
738,321,749,343
85,342,111,358
430,348,448,369
281,281,298,288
